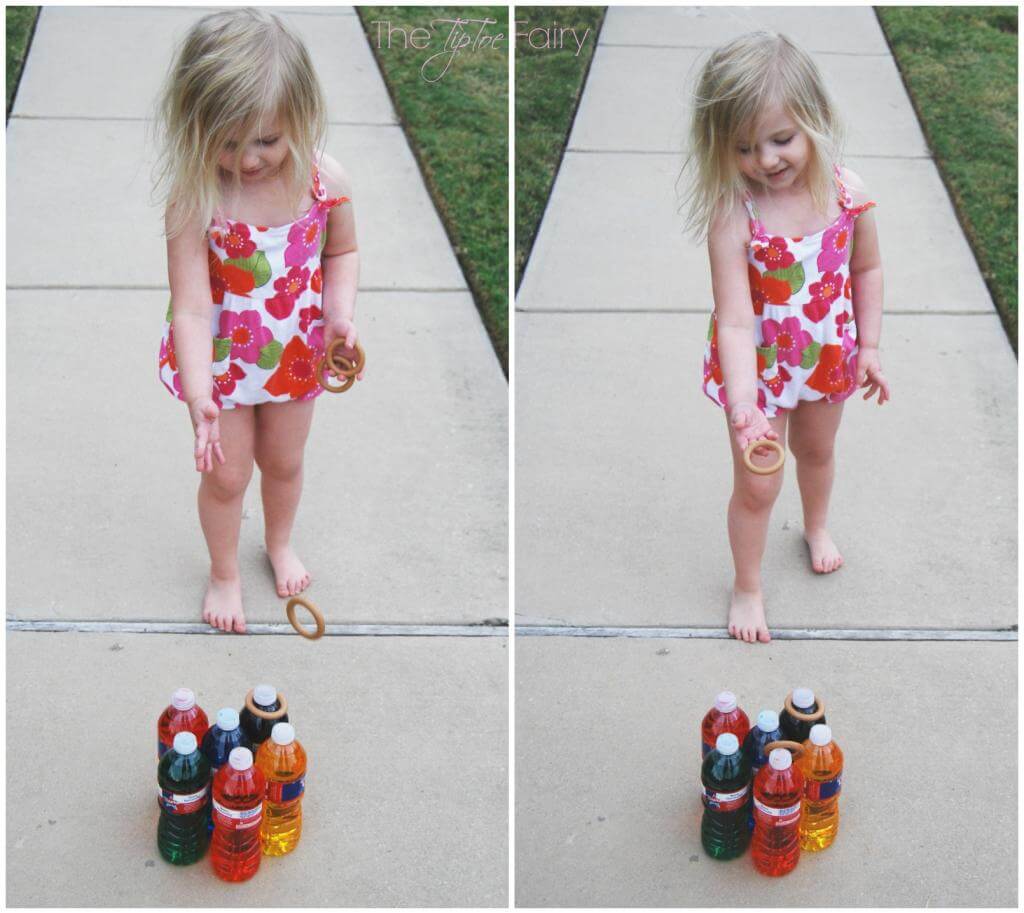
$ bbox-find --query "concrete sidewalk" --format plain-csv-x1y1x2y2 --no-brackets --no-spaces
514,6,1017,907
6,7,508,907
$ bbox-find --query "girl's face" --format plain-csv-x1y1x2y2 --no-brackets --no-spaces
735,100,810,192
218,114,289,183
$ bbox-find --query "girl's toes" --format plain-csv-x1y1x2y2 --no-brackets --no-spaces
758,628,771,643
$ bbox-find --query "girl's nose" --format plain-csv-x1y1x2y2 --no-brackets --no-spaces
241,149,261,169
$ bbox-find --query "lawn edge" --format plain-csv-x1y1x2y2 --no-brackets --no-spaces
6,6,41,123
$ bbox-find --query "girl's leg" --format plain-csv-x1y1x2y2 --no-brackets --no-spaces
725,410,789,643
253,399,316,596
788,398,845,573
198,405,256,633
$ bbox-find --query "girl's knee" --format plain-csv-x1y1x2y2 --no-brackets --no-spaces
255,451,303,482
203,466,252,501
790,438,834,466
734,474,782,512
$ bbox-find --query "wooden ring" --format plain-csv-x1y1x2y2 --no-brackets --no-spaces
784,691,826,723
317,363,356,394
244,689,289,721
286,596,325,640
764,740,805,759
743,439,785,475
325,338,365,378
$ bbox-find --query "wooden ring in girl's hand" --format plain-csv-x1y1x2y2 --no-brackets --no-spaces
317,364,356,393
245,689,289,721
764,740,805,759
286,596,325,640
743,439,785,475
326,338,366,378
784,691,826,722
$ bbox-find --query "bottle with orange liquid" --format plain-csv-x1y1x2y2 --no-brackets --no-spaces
256,722,307,855
799,723,843,852
157,687,209,761
700,691,750,759
211,747,266,882
751,747,803,877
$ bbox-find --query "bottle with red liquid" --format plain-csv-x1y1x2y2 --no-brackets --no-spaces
211,747,266,882
158,688,210,761
751,747,804,877
701,691,750,759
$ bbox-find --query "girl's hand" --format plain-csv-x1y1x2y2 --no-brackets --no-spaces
729,402,778,454
324,315,364,381
188,396,226,473
857,347,891,405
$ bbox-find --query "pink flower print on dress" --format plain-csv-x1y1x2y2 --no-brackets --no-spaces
803,271,843,322
216,221,257,260
285,212,325,267
817,214,852,272
762,316,813,368
220,309,273,363
753,236,795,271
265,266,311,320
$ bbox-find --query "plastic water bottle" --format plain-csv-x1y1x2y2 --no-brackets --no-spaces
157,687,209,760
700,732,751,860
799,724,843,852
742,710,784,831
779,687,825,743
157,732,211,865
701,691,750,759
240,684,289,747
256,722,307,855
201,708,252,834
751,747,804,876
211,747,266,882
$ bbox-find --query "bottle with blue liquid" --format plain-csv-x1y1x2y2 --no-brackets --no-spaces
742,710,784,830
201,708,252,833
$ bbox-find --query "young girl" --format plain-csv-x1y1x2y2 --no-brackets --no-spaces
685,32,890,644
153,9,361,633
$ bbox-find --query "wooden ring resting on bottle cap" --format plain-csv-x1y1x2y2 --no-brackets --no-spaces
764,740,805,759
245,689,289,721
785,691,826,722
286,596,325,640
743,439,785,475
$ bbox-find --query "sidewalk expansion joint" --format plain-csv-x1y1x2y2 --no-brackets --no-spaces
564,148,932,160
599,43,893,58
517,307,994,317
9,284,468,293
516,624,1017,642
9,114,398,127
7,619,509,638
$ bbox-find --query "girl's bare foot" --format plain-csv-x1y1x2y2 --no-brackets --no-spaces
203,574,247,633
804,527,844,574
728,588,771,643
267,545,311,597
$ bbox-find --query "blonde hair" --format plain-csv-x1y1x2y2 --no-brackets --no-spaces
151,8,328,240
681,31,845,241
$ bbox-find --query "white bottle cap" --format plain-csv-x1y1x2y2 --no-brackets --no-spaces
173,731,197,755
253,684,277,707
715,732,739,755
171,688,195,711
271,722,296,746
768,748,792,770
810,724,832,746
216,708,240,731
756,710,779,732
793,687,815,709
715,691,737,713
228,747,254,771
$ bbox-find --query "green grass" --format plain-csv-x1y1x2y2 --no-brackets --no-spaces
357,7,508,371
514,7,605,289
877,6,1018,350
6,6,39,119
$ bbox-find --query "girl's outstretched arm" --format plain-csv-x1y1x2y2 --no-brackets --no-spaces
166,205,225,471
708,202,778,449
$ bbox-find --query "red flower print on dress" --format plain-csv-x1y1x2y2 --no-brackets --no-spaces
264,336,320,399
208,249,255,304
214,363,247,397
169,370,222,408
311,267,323,294
219,309,273,364
159,326,178,373
806,344,852,395
285,212,325,267
299,303,323,334
762,315,813,367
748,264,791,315
274,265,311,300
803,271,842,322
817,213,852,272
216,221,257,260
843,275,852,300
753,236,795,271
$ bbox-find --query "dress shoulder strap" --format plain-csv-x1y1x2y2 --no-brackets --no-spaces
741,191,766,241
833,163,877,217
311,160,351,210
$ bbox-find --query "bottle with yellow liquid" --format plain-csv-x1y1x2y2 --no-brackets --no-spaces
256,722,306,855
799,723,843,851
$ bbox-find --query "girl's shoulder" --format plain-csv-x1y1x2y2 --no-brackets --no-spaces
836,165,874,209
707,193,752,251
315,153,354,203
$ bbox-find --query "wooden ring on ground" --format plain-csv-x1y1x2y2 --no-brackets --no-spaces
743,439,785,475
764,740,805,759
244,689,289,721
286,596,326,640
784,691,826,723
325,338,365,378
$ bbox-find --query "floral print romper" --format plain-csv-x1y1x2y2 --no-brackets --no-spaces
159,163,350,409
702,165,876,418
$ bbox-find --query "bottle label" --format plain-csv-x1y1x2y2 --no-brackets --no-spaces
158,740,169,759
701,784,748,813
701,741,713,758
157,784,208,815
805,772,842,801
267,776,305,803
212,799,263,828
753,797,802,825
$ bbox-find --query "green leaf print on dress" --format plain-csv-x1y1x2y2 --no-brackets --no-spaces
257,340,283,369
213,337,232,362
800,341,822,370
765,262,805,295
225,251,272,288
757,344,777,370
